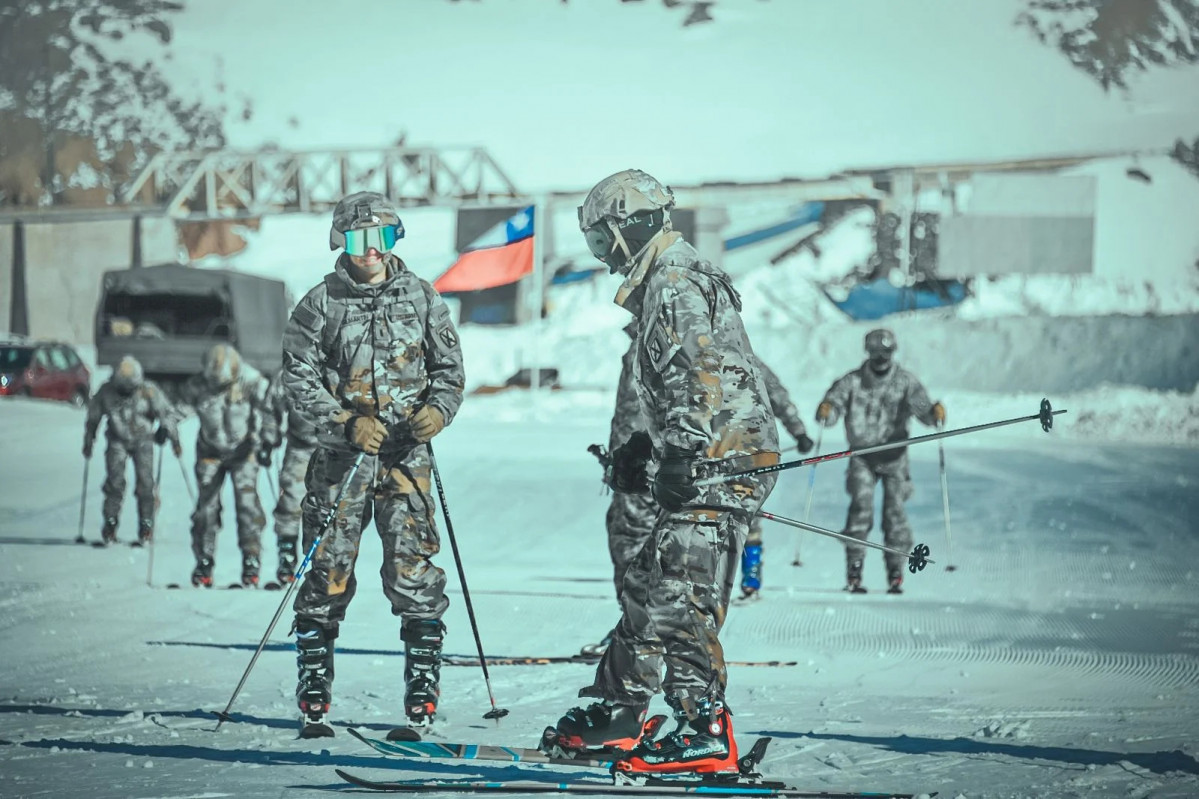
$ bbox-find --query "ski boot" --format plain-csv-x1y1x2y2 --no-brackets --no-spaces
845,558,867,594
276,537,298,585
240,553,261,588
615,696,738,776
99,517,119,546
402,618,445,726
579,630,613,660
541,700,651,754
886,566,904,595
739,543,763,600
296,619,335,738
133,518,153,548
190,557,214,588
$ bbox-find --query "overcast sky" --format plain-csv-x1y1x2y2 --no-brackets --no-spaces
148,0,1199,192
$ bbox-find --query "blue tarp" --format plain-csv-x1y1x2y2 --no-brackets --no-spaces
828,278,968,321
723,202,825,251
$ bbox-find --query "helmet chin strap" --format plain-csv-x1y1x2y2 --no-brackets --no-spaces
610,224,667,277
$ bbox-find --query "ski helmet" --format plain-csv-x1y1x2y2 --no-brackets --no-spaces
113,355,144,393
329,191,405,253
202,343,241,387
864,328,897,355
578,169,675,274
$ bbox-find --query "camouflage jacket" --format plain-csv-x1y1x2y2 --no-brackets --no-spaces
266,371,319,448
85,379,176,445
608,336,644,453
820,361,937,450
616,237,778,462
175,367,274,455
754,358,807,441
281,254,465,449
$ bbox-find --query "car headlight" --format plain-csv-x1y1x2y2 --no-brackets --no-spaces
0,374,9,388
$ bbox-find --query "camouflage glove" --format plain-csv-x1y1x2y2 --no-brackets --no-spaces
816,401,837,428
609,431,652,494
256,446,273,467
344,415,389,455
931,402,946,427
153,426,170,445
652,444,701,513
411,405,445,443
792,431,815,454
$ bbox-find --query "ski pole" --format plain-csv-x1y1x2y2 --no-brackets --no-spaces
938,439,956,572
697,399,1065,487
147,447,164,587
427,442,509,723
760,510,935,573
176,451,197,503
213,451,367,731
76,457,90,544
791,427,824,567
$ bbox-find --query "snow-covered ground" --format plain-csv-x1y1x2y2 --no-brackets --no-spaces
1,389,1197,799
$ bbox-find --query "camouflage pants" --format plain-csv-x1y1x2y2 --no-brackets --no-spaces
582,474,776,709
292,445,448,632
273,438,315,543
606,490,657,603
843,453,913,572
190,441,266,563
102,437,156,525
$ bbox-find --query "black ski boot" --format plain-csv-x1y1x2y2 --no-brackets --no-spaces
886,566,904,595
616,697,738,776
190,557,214,588
133,518,153,547
543,700,650,753
99,517,119,545
845,558,867,594
401,619,445,726
240,553,261,588
276,537,298,585
296,619,335,738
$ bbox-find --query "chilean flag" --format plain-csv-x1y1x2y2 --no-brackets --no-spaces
433,206,534,293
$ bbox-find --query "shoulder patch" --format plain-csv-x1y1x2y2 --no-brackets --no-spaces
645,317,681,373
435,321,459,350
291,299,321,331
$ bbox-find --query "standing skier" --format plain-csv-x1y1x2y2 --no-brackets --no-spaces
280,191,465,737
174,343,276,588
739,359,814,600
83,355,179,545
264,370,319,586
548,169,778,776
816,328,945,594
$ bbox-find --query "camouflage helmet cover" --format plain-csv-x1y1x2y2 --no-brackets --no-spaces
329,191,405,251
577,169,675,231
202,343,241,386
864,328,898,354
113,355,144,391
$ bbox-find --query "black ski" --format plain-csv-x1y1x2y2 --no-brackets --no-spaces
442,654,797,668
334,768,925,797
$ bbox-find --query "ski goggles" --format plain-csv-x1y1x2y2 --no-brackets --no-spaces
583,221,617,262
343,224,402,256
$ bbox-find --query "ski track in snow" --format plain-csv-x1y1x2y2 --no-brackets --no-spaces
1,397,1198,798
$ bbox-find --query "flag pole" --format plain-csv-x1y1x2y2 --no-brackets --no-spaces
530,195,547,414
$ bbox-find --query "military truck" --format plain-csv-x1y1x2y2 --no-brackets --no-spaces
95,264,289,393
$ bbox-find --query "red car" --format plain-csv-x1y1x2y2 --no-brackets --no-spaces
0,337,92,408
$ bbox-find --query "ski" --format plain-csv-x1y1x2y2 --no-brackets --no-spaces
334,769,925,797
441,655,798,668
348,726,628,770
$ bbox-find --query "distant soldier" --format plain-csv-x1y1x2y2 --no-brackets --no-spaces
265,371,319,585
175,343,276,588
548,169,779,777
83,356,179,545
281,191,465,736
816,328,945,594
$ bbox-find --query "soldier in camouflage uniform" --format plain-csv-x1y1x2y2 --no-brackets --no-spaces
175,343,276,588
816,328,945,594
739,358,814,599
548,169,779,777
265,371,319,585
83,356,180,545
280,191,465,734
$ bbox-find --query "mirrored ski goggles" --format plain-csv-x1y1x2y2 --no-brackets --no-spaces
583,221,617,262
343,224,402,256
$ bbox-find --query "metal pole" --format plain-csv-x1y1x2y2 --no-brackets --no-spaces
147,447,164,587
427,443,508,722
791,427,824,567
176,451,197,503
213,451,366,730
696,401,1065,487
939,440,956,571
760,511,935,569
75,457,90,544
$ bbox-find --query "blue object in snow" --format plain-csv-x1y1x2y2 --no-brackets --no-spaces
829,278,967,321
741,543,763,591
